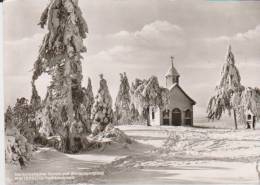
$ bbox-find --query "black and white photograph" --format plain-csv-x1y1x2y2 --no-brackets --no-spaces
3,0,260,184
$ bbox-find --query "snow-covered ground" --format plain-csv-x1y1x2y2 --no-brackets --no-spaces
6,121,260,185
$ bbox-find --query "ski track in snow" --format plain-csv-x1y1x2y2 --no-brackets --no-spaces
6,123,260,185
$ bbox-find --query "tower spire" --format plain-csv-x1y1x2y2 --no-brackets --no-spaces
165,56,180,88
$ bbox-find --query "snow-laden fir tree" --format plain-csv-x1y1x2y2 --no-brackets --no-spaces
30,83,41,110
12,98,37,143
131,76,169,126
115,73,131,125
79,78,94,134
31,0,89,153
207,45,244,129
92,74,113,135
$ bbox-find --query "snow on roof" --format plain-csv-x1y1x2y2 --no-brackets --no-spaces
246,109,254,116
168,83,196,105
168,83,178,90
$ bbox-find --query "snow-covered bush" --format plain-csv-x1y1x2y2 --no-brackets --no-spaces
5,116,33,168
93,124,133,144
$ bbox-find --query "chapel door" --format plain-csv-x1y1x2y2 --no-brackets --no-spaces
172,108,181,126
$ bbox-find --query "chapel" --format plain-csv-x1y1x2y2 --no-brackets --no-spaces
149,57,196,126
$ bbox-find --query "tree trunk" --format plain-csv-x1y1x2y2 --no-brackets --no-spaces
146,107,151,126
64,58,75,152
233,109,238,130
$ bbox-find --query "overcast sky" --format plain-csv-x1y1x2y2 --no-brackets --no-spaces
3,0,260,117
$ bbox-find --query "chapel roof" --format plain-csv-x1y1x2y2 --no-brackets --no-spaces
168,83,196,105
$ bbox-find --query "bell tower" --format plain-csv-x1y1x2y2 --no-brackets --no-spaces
165,56,180,88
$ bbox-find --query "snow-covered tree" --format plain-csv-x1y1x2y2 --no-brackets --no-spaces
129,103,139,124
115,73,131,125
5,101,35,167
35,105,54,138
79,78,94,134
231,87,260,125
12,98,36,143
92,74,113,135
5,104,33,168
85,78,95,115
12,98,30,127
241,88,260,118
207,45,243,129
5,123,33,168
5,106,13,130
30,82,41,110
131,76,169,126
31,0,89,153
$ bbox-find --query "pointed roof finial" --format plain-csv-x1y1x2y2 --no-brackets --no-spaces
226,44,235,65
170,56,174,68
228,44,232,52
